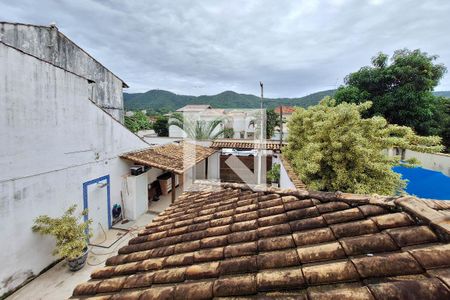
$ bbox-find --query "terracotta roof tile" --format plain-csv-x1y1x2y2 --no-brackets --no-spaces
72,182,450,299
303,260,359,285
292,227,336,247
340,233,399,256
121,142,217,174
368,278,450,299
352,252,423,278
213,274,257,297
211,139,286,151
297,242,346,263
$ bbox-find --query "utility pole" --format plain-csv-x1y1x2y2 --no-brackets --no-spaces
258,82,264,185
279,105,283,149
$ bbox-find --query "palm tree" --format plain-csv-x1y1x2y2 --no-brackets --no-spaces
169,113,226,140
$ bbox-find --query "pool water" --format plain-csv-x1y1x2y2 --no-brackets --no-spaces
393,166,450,200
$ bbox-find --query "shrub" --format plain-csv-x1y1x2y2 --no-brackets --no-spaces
284,98,443,195
32,205,92,260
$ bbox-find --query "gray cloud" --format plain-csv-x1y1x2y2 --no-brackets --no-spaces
1,0,449,97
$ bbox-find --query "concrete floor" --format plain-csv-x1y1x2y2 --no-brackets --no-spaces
148,185,183,213
6,213,157,300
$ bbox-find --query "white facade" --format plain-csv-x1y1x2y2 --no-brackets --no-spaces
0,42,148,296
169,106,258,139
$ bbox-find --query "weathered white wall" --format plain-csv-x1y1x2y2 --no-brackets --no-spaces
0,43,147,296
277,157,296,189
386,148,450,176
207,153,220,180
0,22,126,121
123,172,149,220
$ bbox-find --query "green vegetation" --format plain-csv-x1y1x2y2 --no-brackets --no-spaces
32,205,92,260
285,98,443,195
267,163,281,183
153,115,169,137
223,127,235,138
124,111,152,133
124,89,337,112
335,49,449,151
169,113,225,140
249,109,280,139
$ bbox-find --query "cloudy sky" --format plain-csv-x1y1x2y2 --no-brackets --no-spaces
1,0,449,97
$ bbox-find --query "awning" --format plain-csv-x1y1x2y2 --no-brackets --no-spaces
211,139,286,151
121,142,217,174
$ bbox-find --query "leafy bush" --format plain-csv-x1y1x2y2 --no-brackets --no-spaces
32,205,92,260
124,111,152,133
285,98,443,195
267,163,281,182
153,115,169,136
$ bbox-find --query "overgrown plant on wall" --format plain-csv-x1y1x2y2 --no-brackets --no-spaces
32,205,92,260
284,97,443,195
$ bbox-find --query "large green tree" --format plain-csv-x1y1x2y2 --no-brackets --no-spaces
285,98,443,195
335,49,447,137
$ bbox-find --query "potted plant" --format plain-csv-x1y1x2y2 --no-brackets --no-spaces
267,163,281,187
32,205,92,271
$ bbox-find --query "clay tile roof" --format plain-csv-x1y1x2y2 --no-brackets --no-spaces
211,139,287,151
274,105,296,114
72,182,450,299
120,142,217,174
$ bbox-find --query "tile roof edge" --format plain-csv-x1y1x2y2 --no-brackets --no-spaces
394,197,450,242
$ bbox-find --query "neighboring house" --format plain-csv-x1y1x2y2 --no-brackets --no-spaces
0,30,147,296
273,105,296,140
121,142,220,215
169,105,257,139
0,22,127,121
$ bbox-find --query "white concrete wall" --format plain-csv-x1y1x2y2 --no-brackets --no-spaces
403,150,450,177
207,153,220,180
195,160,207,179
0,43,147,296
278,157,296,189
386,148,450,176
0,22,125,121
123,172,149,221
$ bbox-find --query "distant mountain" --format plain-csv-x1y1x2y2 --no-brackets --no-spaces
434,91,450,98
123,89,337,112
124,89,450,113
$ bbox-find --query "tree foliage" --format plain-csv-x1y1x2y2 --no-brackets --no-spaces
335,49,447,139
249,109,280,139
153,115,169,137
285,98,443,195
169,113,225,140
32,205,92,260
124,111,152,133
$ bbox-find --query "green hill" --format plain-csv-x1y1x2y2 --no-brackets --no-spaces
434,91,450,98
124,89,337,112
124,89,450,113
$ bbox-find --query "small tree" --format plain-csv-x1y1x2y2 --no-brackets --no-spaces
124,111,152,133
267,163,281,183
169,113,225,140
249,109,280,139
285,98,443,195
32,205,92,260
153,115,169,137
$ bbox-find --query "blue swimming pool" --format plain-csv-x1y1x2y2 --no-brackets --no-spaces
393,166,450,200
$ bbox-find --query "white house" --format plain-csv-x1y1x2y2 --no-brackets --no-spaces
169,105,259,139
0,25,149,296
